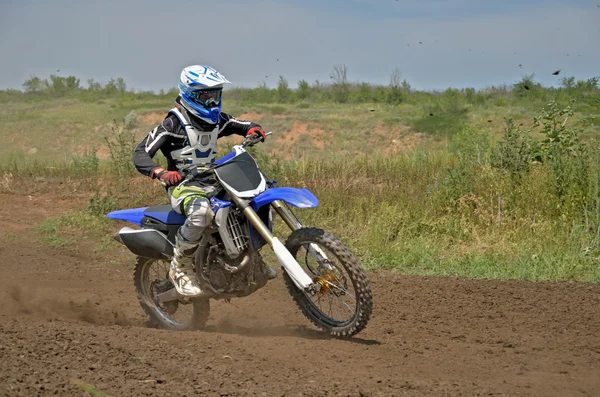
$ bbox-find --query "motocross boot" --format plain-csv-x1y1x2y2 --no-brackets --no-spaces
169,232,203,297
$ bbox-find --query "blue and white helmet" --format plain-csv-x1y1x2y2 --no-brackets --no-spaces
178,65,231,124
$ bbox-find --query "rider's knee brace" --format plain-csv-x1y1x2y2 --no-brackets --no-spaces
179,197,214,242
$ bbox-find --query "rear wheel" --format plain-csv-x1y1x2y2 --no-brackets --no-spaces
134,257,209,330
284,228,372,337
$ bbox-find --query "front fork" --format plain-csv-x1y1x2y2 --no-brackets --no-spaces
227,194,315,292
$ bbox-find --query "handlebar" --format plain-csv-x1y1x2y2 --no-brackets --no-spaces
241,131,273,148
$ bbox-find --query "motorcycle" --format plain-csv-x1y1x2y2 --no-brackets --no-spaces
106,133,372,337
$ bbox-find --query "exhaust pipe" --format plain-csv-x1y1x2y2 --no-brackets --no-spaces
114,227,173,259
113,231,124,244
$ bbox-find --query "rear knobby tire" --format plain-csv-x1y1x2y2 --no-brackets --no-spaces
134,256,210,331
284,228,372,337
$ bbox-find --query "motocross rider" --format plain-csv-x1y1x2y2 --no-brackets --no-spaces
133,65,275,297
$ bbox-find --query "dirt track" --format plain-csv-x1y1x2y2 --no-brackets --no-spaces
1,193,599,396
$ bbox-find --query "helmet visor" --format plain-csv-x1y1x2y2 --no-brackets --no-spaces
188,89,222,107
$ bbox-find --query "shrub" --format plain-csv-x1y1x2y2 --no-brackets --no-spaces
104,119,137,178
71,148,100,176
387,68,403,105
492,118,536,175
354,83,374,103
513,74,542,98
297,79,310,101
87,188,119,216
559,77,576,91
330,64,350,103
252,82,275,104
534,100,589,212
276,76,292,103
450,126,493,165
123,110,139,130
22,76,44,94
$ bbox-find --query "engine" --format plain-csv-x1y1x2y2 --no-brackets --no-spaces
195,209,269,298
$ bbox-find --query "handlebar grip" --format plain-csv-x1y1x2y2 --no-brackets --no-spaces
241,131,274,148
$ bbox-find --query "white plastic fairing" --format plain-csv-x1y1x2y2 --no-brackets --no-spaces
271,237,313,289
219,175,266,198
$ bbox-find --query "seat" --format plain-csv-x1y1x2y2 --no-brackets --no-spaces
143,205,186,225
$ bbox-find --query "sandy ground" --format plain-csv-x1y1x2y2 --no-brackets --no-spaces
0,193,599,396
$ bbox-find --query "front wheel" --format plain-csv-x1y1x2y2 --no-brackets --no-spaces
134,257,210,330
284,228,372,337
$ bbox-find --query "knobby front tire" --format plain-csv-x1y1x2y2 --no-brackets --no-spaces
283,228,373,337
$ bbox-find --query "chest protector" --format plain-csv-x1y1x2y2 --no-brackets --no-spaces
168,107,219,168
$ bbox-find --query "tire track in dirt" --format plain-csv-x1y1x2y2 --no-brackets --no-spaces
0,193,599,396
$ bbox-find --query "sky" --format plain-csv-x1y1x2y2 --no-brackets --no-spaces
0,0,598,92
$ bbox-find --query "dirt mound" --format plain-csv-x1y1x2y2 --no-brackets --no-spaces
1,192,599,396
139,112,165,127
285,121,327,149
237,112,262,122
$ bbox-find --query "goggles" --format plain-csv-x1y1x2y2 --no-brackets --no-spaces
188,89,222,107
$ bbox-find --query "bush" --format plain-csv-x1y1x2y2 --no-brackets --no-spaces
330,64,350,103
71,148,100,176
104,119,137,178
534,100,589,212
387,68,403,105
22,76,44,94
123,110,139,130
492,118,536,175
513,74,543,98
297,79,310,101
87,188,119,216
276,76,293,103
450,126,493,165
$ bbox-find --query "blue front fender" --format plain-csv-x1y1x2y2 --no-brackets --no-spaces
251,187,318,211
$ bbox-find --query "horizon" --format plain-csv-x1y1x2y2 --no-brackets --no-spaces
5,71,596,95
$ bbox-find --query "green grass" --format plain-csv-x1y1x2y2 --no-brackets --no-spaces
71,380,110,397
3,231,17,240
39,209,116,251
3,79,600,283
1,84,598,162
27,151,600,282
412,109,468,137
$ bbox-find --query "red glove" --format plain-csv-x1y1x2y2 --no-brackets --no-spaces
153,168,182,186
246,127,266,142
